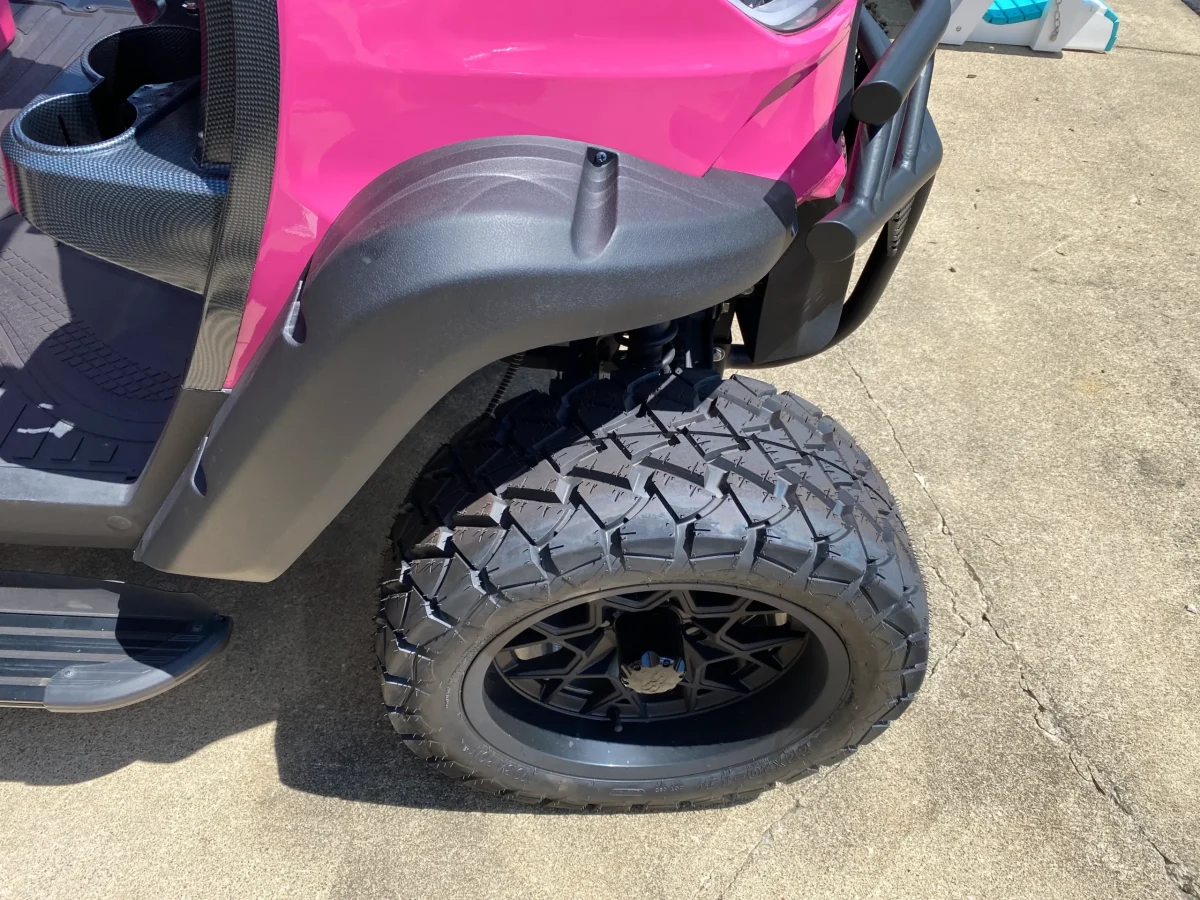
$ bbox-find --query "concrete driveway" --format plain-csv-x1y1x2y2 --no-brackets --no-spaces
2,1,1198,897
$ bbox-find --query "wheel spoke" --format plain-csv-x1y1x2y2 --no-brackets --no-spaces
502,626,551,653
673,589,697,617
724,645,771,668
612,678,649,718
712,599,752,644
733,632,804,653
500,653,573,680
576,680,617,716
680,634,711,712
537,602,601,639
701,670,752,696
608,589,675,612
587,641,648,719
752,648,785,673
562,630,618,681
642,589,676,609
539,678,566,704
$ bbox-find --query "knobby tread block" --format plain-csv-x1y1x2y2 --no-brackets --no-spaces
377,373,928,810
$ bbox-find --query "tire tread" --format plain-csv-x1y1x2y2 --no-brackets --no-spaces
377,374,927,810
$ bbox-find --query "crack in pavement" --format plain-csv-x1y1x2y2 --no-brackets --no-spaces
1118,44,1200,58
839,348,985,678
922,549,974,678
839,347,1198,899
1069,752,1200,898
711,803,787,900
693,769,835,900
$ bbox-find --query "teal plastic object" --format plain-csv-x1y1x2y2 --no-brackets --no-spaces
1103,6,1119,51
982,0,1048,24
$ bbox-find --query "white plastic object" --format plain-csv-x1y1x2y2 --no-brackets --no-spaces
939,0,1119,53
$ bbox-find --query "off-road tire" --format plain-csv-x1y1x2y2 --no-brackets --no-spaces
377,372,927,810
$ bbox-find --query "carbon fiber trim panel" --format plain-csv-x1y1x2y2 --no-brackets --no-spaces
185,0,280,389
198,0,234,165
1,24,227,293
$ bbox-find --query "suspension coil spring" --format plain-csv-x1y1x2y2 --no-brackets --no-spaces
621,322,678,371
485,352,525,416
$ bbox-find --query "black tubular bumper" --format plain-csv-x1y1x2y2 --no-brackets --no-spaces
807,3,947,264
733,0,947,367
848,0,951,128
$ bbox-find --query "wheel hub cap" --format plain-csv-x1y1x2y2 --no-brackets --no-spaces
614,605,687,695
620,651,686,695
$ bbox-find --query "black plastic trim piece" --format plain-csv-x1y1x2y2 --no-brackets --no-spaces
136,136,798,581
731,177,935,369
735,197,855,365
0,389,225,548
850,0,950,125
184,0,281,389
0,571,230,712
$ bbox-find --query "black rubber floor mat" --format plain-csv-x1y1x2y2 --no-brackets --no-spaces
0,2,203,483
0,2,137,129
0,215,203,481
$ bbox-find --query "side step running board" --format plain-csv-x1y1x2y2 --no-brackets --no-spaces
0,572,230,712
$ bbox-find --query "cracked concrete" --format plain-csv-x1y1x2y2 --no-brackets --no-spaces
1,0,1198,898
706,622,1185,900
767,2,1200,896
840,336,1199,897
842,324,1198,900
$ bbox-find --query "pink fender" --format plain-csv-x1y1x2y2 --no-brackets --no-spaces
0,0,15,56
226,0,856,385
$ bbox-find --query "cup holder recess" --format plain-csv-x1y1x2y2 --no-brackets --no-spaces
0,23,226,293
16,25,201,149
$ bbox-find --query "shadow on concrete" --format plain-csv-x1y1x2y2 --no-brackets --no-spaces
0,365,573,814
939,42,1064,59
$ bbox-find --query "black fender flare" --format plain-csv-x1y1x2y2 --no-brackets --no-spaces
137,136,798,581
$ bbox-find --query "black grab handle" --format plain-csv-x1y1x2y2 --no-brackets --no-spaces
851,0,950,125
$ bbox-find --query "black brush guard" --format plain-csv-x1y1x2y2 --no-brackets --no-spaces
732,0,950,367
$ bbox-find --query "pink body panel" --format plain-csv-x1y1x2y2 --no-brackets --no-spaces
225,0,855,386
0,0,15,55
